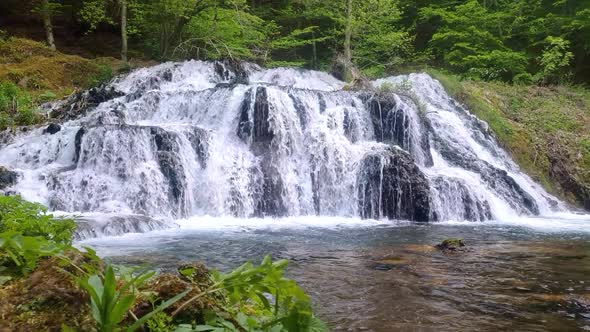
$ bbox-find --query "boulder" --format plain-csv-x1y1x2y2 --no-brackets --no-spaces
43,123,61,135
357,148,432,221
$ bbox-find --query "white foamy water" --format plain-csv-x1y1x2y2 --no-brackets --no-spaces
0,61,587,239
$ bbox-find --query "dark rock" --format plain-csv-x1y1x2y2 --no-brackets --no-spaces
49,86,123,121
362,93,434,167
151,127,187,214
215,60,249,85
357,148,431,221
185,127,210,168
0,166,18,190
73,127,86,164
431,176,493,221
43,123,61,135
547,136,590,211
436,238,466,252
237,87,273,145
432,134,540,215
253,154,288,218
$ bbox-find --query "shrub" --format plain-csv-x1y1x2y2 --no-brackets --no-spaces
0,81,43,129
0,196,76,245
513,73,534,86
88,64,114,88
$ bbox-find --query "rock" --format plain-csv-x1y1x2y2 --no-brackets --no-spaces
49,86,123,121
361,92,434,167
357,147,432,221
0,166,18,190
237,86,273,145
214,60,249,85
436,238,466,252
43,123,61,135
73,126,86,164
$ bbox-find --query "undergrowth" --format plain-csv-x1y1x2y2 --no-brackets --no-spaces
0,196,327,331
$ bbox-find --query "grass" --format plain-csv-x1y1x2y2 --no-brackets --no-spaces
426,68,590,207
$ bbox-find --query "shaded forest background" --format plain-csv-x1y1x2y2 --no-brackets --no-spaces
1,0,589,85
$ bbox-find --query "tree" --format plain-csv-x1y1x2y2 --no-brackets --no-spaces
32,0,61,50
80,0,132,62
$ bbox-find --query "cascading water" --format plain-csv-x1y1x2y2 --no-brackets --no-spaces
0,61,564,239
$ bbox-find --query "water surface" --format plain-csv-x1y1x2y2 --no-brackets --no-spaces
82,216,590,331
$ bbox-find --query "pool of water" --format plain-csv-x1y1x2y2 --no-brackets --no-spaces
81,215,590,331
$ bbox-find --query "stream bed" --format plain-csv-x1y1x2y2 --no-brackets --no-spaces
81,215,590,332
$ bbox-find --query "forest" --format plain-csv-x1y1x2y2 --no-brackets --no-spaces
1,0,589,84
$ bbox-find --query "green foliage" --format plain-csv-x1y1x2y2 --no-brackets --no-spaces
89,64,115,87
174,255,326,332
0,231,64,276
77,262,191,332
536,36,574,85
0,81,43,129
0,195,76,245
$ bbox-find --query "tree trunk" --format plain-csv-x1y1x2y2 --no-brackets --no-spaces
41,0,56,51
120,0,128,63
344,0,353,62
312,31,318,69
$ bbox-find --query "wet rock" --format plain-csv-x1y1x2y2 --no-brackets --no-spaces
185,127,210,168
214,60,249,85
431,176,493,221
432,134,540,215
357,147,431,221
360,92,434,167
43,123,61,135
0,166,18,190
73,214,172,241
547,136,590,211
436,238,466,252
237,86,273,145
49,86,123,121
254,155,288,218
151,127,187,213
73,126,86,164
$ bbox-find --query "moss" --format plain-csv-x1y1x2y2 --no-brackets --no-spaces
0,250,97,331
0,37,123,100
436,238,466,252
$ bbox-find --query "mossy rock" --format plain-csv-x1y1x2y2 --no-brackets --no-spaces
436,238,466,252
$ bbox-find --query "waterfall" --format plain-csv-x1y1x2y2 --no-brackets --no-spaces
0,61,563,238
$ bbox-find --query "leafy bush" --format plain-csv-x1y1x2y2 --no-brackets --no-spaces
0,232,64,277
88,64,114,88
174,255,326,332
0,81,43,129
76,263,190,332
536,36,574,85
513,73,534,86
0,195,76,245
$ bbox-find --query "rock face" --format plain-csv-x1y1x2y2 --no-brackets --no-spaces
357,148,431,221
0,166,18,190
